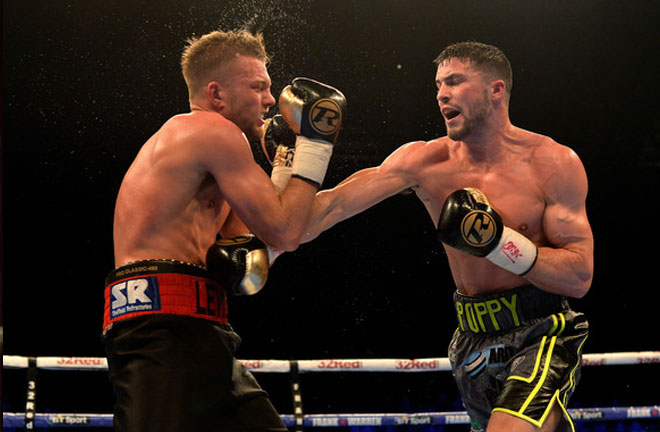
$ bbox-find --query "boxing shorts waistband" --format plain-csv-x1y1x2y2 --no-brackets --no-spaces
103,259,228,334
454,285,569,335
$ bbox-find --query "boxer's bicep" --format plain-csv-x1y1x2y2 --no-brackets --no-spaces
539,150,594,287
542,149,592,253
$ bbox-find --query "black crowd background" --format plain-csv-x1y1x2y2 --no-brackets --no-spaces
2,1,659,431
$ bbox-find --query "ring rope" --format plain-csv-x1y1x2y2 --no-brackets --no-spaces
4,352,658,428
3,406,660,428
3,351,660,372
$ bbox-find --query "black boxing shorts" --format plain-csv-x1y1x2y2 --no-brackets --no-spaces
448,285,589,432
102,260,287,432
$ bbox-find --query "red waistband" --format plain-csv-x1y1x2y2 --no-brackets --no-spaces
103,270,228,333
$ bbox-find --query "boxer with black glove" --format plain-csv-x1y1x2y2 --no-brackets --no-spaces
437,188,538,275
206,234,274,295
277,77,346,188
262,114,296,193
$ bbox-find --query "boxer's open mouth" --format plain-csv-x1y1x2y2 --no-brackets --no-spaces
442,107,461,121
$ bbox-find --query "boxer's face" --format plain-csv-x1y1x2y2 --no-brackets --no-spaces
218,55,276,142
435,58,492,141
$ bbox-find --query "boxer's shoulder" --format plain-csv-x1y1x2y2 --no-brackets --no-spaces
164,111,243,139
513,127,572,157
520,130,583,174
386,138,451,172
160,111,249,159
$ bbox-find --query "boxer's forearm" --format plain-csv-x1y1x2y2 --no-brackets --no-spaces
302,167,412,243
301,173,372,243
522,244,593,298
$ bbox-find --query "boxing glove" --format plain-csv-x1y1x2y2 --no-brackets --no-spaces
262,114,296,193
437,188,538,275
206,234,271,295
278,77,347,186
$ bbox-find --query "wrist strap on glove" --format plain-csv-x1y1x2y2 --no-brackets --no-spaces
291,136,333,187
486,226,538,275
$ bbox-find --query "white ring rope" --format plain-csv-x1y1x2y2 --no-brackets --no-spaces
3,351,660,372
4,351,659,428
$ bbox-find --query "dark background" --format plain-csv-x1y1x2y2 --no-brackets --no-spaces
3,0,659,429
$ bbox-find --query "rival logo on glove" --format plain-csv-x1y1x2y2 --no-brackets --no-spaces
309,98,342,135
461,210,498,247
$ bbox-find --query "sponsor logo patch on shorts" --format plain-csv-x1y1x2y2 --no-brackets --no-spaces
110,277,161,319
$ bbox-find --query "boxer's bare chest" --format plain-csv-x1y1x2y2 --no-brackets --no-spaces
416,151,547,242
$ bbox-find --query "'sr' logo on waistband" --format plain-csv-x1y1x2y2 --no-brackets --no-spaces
110,277,161,318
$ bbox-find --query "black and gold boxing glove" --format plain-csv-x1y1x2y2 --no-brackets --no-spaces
437,188,538,275
279,77,346,144
278,77,347,187
206,234,270,295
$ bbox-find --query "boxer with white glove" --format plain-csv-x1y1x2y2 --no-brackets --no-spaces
437,188,538,276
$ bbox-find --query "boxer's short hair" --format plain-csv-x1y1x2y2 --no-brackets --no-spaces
434,41,513,96
181,29,269,97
